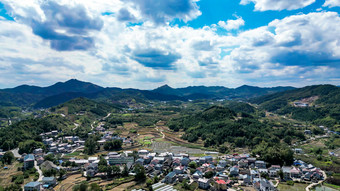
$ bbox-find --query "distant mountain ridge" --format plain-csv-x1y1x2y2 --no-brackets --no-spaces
153,84,295,99
0,79,296,108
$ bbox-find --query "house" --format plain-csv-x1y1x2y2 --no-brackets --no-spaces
178,174,189,182
251,170,260,180
138,150,149,156
255,161,266,169
174,166,185,174
290,167,301,178
282,166,291,180
238,159,248,168
198,178,210,190
259,179,276,191
294,148,303,154
215,179,227,190
229,166,239,176
247,158,256,165
269,169,278,178
218,160,227,168
24,154,35,169
40,161,58,170
181,157,190,166
86,163,98,177
42,177,56,187
24,182,41,191
135,158,144,166
165,172,177,184
193,170,203,179
33,148,43,155
304,130,312,135
240,174,251,185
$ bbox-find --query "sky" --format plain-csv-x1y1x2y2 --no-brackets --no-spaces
0,0,340,89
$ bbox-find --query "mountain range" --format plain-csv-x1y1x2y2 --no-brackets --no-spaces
0,79,295,108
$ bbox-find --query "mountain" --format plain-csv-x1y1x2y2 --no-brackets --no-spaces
153,84,294,99
0,79,295,108
251,84,340,130
3,79,104,95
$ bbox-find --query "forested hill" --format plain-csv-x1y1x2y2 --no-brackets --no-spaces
0,79,295,108
153,84,295,99
251,85,340,130
168,105,297,165
51,97,121,117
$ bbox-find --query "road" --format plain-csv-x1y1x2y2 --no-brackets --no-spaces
155,126,165,139
11,148,21,158
34,160,44,181
305,170,327,191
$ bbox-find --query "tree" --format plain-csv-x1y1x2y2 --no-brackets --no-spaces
58,169,66,181
89,183,102,191
18,140,44,154
2,151,15,165
122,165,129,177
134,164,146,180
204,171,214,179
84,137,98,155
111,165,121,176
188,161,197,169
98,157,107,166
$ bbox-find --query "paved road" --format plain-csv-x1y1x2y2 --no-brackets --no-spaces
306,170,327,191
34,160,44,181
11,148,21,158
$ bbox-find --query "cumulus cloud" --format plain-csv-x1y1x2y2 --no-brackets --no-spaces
218,17,245,30
225,11,340,85
1,0,340,89
323,0,340,8
128,0,201,24
2,0,103,51
240,0,316,11
131,48,181,69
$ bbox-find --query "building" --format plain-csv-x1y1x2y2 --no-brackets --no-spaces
198,178,210,190
42,177,56,187
86,163,98,177
215,179,227,190
193,170,203,179
165,171,177,184
229,166,239,176
24,182,41,191
259,179,276,191
255,161,266,169
24,154,35,169
108,156,134,165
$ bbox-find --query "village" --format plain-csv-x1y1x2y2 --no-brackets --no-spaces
10,126,327,191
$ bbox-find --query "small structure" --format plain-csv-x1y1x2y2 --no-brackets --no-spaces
255,161,266,169
198,178,210,190
24,154,35,169
24,182,41,191
42,177,56,188
165,171,177,184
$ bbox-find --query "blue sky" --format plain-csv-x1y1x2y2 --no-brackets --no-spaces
0,0,340,89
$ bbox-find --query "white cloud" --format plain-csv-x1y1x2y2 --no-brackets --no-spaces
240,0,316,11
218,17,245,30
323,0,340,8
0,0,340,89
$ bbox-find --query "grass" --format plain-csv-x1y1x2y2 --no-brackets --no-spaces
65,151,82,157
323,183,340,190
277,182,308,191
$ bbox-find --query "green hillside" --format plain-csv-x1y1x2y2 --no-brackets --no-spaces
251,85,340,130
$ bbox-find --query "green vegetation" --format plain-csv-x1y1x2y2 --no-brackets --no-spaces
0,115,72,151
252,85,340,131
103,140,122,151
1,152,15,165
